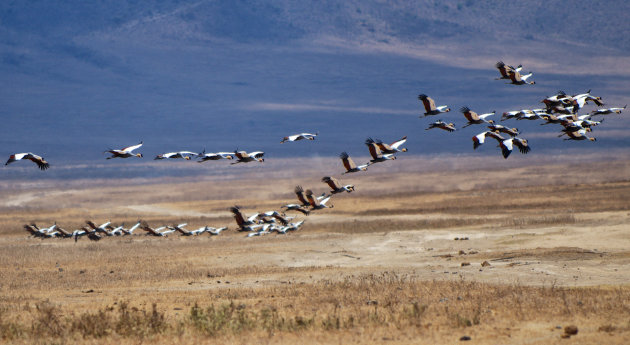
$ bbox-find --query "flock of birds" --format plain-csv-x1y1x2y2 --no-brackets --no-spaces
10,61,627,240
22,220,230,241
420,62,626,158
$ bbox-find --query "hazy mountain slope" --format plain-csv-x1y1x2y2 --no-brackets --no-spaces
3,1,630,48
0,0,628,175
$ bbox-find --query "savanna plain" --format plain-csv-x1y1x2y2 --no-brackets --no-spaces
1,155,629,344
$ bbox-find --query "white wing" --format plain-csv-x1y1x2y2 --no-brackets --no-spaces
121,142,143,153
390,136,407,150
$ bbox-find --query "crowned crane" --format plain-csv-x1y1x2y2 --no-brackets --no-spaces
80,226,102,241
460,107,495,128
508,70,535,85
230,206,260,229
281,204,311,215
86,231,102,242
366,143,396,165
207,226,228,236
418,94,450,116
293,185,312,207
516,111,545,121
122,221,142,235
366,136,408,154
426,120,456,132
246,224,272,237
71,229,88,241
472,131,505,150
305,189,333,210
106,225,127,236
53,226,75,238
198,152,234,162
140,222,173,236
5,153,50,170
540,114,576,125
487,124,519,137
23,224,42,237
340,152,368,174
105,141,143,159
573,92,604,110
285,220,305,232
232,150,264,164
284,186,325,215
168,223,197,236
591,105,626,115
154,151,198,160
499,138,531,159
548,104,576,115
501,110,522,121
272,220,306,234
85,220,113,234
255,211,290,225
542,90,575,109
561,129,596,141
574,118,603,129
495,61,523,80
322,176,355,194
24,223,57,238
280,132,318,143
559,121,590,135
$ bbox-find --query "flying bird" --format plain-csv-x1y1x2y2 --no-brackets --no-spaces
280,132,318,143
591,105,626,115
499,138,531,159
418,94,451,116
230,206,260,229
232,150,264,164
460,107,495,128
322,176,355,194
495,61,523,80
366,142,396,165
5,153,50,170
198,152,234,162
154,151,198,160
508,70,535,85
305,189,333,210
426,120,456,132
487,124,519,137
105,142,143,159
340,152,368,174
366,136,408,154
561,129,597,141
472,131,505,150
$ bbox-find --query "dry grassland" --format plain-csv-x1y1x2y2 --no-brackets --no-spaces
1,155,630,344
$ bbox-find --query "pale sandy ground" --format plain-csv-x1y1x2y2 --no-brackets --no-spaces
1,155,629,344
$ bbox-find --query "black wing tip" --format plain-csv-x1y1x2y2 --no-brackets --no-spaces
460,106,471,113
339,152,349,159
294,185,304,193
364,137,375,145
417,94,428,100
495,61,505,68
321,176,331,182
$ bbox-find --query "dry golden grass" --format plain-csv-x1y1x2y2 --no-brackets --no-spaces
1,274,629,344
1,156,630,344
